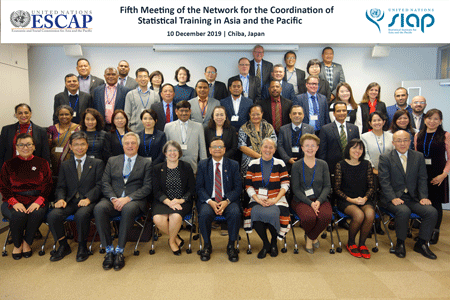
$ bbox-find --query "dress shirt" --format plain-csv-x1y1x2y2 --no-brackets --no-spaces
286,70,298,94
78,75,90,94
105,83,118,124
67,90,79,97
231,95,242,116
396,150,408,161
307,92,319,129
162,101,174,122
179,120,188,144
209,158,224,201
335,120,347,135
240,74,250,96
413,113,423,129
207,81,215,98
74,154,87,173
119,76,129,86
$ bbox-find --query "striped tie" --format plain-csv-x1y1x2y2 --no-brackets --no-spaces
340,124,347,154
214,162,222,202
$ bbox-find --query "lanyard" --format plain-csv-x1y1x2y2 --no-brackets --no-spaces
69,95,79,110
105,86,117,105
286,70,295,82
302,159,316,189
17,123,32,134
199,101,208,118
292,127,302,146
260,158,274,188
144,133,153,155
57,127,70,147
372,131,385,154
423,131,436,158
116,130,125,146
138,90,150,109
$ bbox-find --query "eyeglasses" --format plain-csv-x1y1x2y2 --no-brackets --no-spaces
306,83,319,86
413,101,426,105
286,57,296,61
206,71,216,75
394,139,410,144
210,146,224,149
166,149,179,153
238,64,250,67
16,143,34,148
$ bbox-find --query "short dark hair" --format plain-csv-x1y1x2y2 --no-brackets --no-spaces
344,139,365,161
249,104,263,115
322,47,334,54
64,73,78,82
284,51,297,61
229,78,243,87
210,137,225,147
195,79,209,88
161,83,175,92
175,66,191,83
15,103,32,113
80,108,104,131
16,133,35,145
394,87,408,96
176,100,191,110
76,58,90,66
140,109,158,123
333,101,347,112
367,111,387,130
205,66,217,73
306,59,321,74
290,105,304,114
56,105,74,117
238,57,250,64
135,67,149,77
69,131,88,144
110,109,130,133
149,70,164,86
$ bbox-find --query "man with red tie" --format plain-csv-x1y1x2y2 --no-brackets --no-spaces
151,83,178,132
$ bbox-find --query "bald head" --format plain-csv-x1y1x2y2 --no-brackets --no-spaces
392,130,411,154
411,96,427,115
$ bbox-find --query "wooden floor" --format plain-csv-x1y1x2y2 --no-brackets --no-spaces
1,211,450,300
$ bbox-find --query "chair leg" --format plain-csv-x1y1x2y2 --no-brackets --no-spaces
133,214,148,256
2,228,11,256
246,232,252,254
149,223,156,255
89,226,98,255
291,220,299,254
377,206,394,252
38,225,52,256
372,220,379,253
329,221,336,254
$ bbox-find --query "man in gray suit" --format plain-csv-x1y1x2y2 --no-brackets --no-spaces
277,105,314,173
94,132,152,270
76,58,105,95
117,60,139,90
189,79,221,128
319,47,345,101
164,100,207,174
379,130,438,259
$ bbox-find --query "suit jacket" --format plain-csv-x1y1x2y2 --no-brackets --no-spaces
53,89,92,124
378,149,428,205
150,101,178,132
102,155,152,211
210,81,228,101
294,93,331,129
221,95,253,130
55,156,104,203
256,97,292,132
227,74,261,102
318,122,360,174
0,122,51,168
359,101,389,133
164,120,207,174
277,123,315,170
284,68,306,94
92,84,131,122
78,75,104,95
300,78,331,102
319,62,345,96
250,59,273,88
152,160,195,204
195,157,242,205
261,81,297,102
122,76,139,90
204,126,238,159
188,97,221,127
411,113,425,131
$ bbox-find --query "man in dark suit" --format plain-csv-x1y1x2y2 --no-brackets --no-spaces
277,105,315,173
196,137,242,262
283,51,306,95
410,96,427,131
48,132,104,262
294,75,331,134
76,58,104,95
94,132,152,270
92,67,131,131
222,78,253,130
318,101,360,175
249,45,273,91
151,83,178,132
227,57,261,102
378,130,438,259
117,60,138,90
319,47,345,101
257,80,292,134
204,66,228,101
53,73,92,124
261,64,296,102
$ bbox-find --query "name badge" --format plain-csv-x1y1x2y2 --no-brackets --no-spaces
146,157,152,163
305,188,314,197
16,150,19,156
258,188,268,196
292,147,299,153
55,147,63,153
89,155,95,159
243,92,248,97
231,116,239,122
73,112,77,117
311,115,318,121
181,144,188,150
345,117,350,122
425,158,432,165
105,104,113,110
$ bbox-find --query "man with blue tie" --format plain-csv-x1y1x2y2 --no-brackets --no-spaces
94,132,152,271
227,57,261,102
294,75,330,135
196,137,242,262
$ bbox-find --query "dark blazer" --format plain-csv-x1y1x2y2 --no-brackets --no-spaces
359,101,389,133
92,84,131,122
256,96,292,132
261,81,297,102
102,155,152,210
411,114,425,131
152,160,195,203
53,89,92,124
123,76,139,90
204,126,238,159
318,122,360,174
221,95,253,130
107,131,124,157
55,156,104,204
227,75,261,102
277,123,315,171
284,68,306,94
0,122,51,168
137,129,166,165
210,81,228,101
79,75,104,95
294,93,331,129
150,101,178,132
249,59,273,88
195,157,242,205
300,78,331,102
378,149,428,205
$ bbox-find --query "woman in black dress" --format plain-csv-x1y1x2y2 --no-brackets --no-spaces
334,139,375,259
108,109,131,156
414,109,450,244
204,106,238,160
80,108,110,162
152,141,195,255
137,109,166,165
359,82,388,134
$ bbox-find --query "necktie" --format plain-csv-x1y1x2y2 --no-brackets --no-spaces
120,78,124,86
292,127,300,146
311,95,319,129
214,162,222,202
123,158,132,182
274,99,281,132
165,103,171,124
181,122,187,144
76,159,82,180
401,154,408,193
256,64,261,82
340,124,347,154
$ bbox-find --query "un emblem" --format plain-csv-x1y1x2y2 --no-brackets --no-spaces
10,10,31,28
366,8,385,33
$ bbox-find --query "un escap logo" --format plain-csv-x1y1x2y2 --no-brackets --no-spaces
10,10,31,27
366,8,384,33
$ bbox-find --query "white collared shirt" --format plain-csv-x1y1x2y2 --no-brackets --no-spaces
335,120,347,135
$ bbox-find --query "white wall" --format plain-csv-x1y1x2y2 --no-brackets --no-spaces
27,45,438,127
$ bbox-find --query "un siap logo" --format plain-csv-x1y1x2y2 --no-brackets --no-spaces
366,9,384,33
388,13,435,33
10,10,31,27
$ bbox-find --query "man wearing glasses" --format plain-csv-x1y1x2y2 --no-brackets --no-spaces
227,57,261,102
249,45,273,91
410,96,427,131
204,66,228,101
283,51,306,95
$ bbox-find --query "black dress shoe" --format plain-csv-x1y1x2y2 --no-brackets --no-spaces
22,251,32,258
413,242,437,260
102,252,115,270
388,220,395,230
257,248,269,259
76,245,90,262
114,253,125,271
177,234,185,249
394,242,406,258
270,245,278,257
430,231,439,245
169,240,181,256
200,246,211,261
226,245,239,262
12,252,22,260
50,244,71,262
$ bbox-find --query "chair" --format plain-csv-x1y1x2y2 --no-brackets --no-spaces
2,218,12,256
